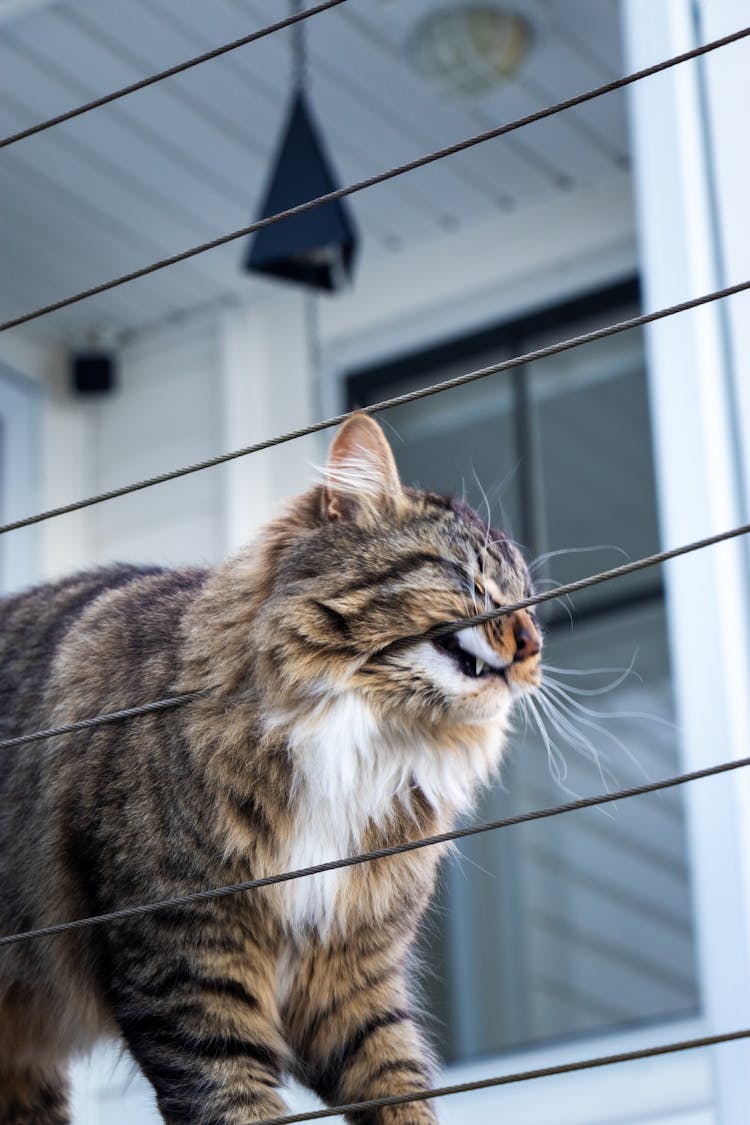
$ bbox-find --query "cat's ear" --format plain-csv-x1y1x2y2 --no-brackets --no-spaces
323,414,402,521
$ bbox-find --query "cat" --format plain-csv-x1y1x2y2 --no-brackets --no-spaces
0,414,541,1125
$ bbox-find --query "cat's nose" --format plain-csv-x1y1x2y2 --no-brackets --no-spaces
512,614,540,663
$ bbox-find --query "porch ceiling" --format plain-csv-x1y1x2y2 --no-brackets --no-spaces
0,0,628,344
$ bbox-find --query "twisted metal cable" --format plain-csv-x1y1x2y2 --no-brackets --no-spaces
1,753,748,948
1,27,747,335
2,278,749,536
0,689,213,752
2,517,749,756
416,521,750,642
0,0,348,151
250,1028,750,1124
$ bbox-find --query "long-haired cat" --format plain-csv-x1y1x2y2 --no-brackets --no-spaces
0,415,541,1125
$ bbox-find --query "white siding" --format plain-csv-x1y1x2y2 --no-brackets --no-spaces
89,315,224,570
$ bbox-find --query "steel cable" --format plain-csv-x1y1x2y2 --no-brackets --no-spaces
1,19,747,1109
1,27,747,335
1,753,748,948
2,278,748,537
1,516,749,756
0,689,213,752
249,1028,750,1124
0,0,349,151
414,520,750,642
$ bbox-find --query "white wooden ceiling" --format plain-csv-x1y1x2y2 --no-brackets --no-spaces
0,0,629,344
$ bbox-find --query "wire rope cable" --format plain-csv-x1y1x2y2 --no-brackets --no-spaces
247,1028,750,1124
2,752,748,948
0,0,349,151
2,15,749,1113
0,689,213,752
0,27,747,336
2,278,748,537
1,518,749,756
416,520,750,640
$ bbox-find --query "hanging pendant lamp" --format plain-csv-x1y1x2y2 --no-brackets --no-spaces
243,3,358,292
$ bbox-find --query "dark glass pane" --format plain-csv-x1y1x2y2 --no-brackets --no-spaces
527,313,659,615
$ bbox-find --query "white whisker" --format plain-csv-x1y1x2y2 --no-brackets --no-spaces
525,694,574,793
483,459,521,540
529,543,631,574
470,466,493,612
542,657,639,696
533,579,576,627
543,680,676,730
534,689,618,797
543,662,642,681
519,696,531,743
538,683,651,788
465,546,479,617
543,674,629,698
453,848,496,881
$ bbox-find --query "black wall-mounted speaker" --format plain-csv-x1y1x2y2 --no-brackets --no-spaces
71,353,117,395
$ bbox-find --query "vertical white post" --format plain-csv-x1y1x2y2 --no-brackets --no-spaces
622,1,750,1120
697,0,750,503
39,369,97,579
220,290,317,554
0,333,94,584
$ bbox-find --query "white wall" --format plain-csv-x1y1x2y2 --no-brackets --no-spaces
0,309,228,586
88,314,224,570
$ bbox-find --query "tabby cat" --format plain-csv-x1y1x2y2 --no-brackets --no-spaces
0,414,541,1125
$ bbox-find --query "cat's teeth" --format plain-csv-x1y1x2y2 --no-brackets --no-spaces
475,657,486,676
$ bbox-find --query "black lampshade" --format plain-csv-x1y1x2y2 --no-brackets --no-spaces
244,91,358,292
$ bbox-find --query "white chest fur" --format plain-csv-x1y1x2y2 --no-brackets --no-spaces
282,693,504,935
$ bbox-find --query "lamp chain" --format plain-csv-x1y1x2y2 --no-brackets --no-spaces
291,0,308,92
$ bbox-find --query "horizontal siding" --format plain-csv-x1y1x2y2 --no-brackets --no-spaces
90,316,224,569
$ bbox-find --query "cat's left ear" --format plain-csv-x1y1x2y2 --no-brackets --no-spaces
324,414,402,521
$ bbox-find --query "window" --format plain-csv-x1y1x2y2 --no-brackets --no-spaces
346,280,699,1061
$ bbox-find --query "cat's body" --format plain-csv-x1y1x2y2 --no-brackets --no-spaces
0,417,541,1124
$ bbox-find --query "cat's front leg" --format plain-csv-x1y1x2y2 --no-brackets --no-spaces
287,943,438,1125
105,913,292,1124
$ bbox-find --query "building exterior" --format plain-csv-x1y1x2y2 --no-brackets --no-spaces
0,1,748,1121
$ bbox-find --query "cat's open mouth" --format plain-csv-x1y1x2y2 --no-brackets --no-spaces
432,633,508,682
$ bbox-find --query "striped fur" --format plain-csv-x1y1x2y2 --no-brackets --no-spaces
0,416,541,1123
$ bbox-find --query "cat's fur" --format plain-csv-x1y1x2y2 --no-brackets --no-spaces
0,415,541,1124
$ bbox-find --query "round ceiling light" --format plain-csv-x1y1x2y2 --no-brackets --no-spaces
406,5,530,97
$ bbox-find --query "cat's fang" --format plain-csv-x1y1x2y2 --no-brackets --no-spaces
475,658,486,676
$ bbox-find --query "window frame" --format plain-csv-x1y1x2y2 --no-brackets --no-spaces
341,276,704,1064
323,272,728,1125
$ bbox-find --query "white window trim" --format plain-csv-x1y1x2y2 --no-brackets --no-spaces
623,1,750,1121
0,362,42,593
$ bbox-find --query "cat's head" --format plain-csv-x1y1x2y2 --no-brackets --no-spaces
256,414,541,729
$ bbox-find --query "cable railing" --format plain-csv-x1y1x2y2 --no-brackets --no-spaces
1,27,747,335
1,4,749,1119
1,279,747,537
